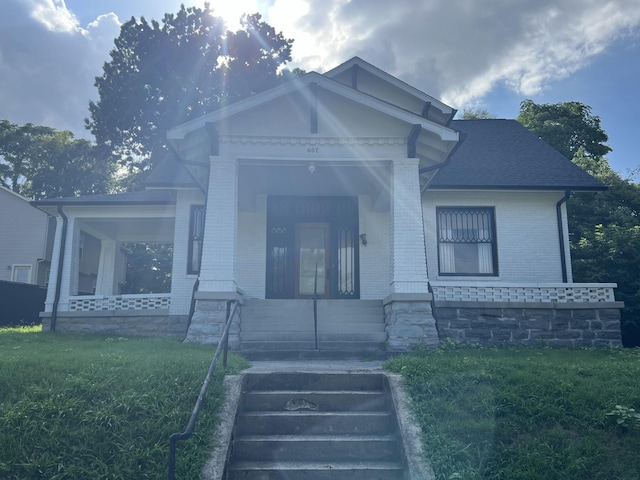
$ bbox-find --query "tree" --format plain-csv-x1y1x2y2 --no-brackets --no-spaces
120,243,173,294
461,107,495,119
0,120,113,200
518,100,640,346
86,5,293,176
518,99,611,160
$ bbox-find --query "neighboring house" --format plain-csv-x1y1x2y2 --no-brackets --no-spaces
32,57,623,350
0,185,54,286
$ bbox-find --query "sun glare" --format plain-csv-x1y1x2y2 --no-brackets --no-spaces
207,0,261,29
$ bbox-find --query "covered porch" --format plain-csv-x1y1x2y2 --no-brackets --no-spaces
34,190,197,336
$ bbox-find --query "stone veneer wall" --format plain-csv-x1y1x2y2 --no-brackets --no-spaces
40,311,188,337
434,301,623,347
383,294,440,351
182,294,241,346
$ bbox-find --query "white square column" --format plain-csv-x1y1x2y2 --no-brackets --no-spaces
198,155,238,293
95,239,118,295
389,157,429,294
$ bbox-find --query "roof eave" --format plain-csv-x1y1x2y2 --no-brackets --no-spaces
425,184,608,192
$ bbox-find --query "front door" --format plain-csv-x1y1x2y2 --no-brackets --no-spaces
266,196,359,299
295,223,329,298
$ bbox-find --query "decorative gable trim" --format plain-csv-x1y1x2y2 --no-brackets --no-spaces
219,135,407,147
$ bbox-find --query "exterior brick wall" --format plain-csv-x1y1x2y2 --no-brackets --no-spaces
423,191,569,283
169,189,203,315
358,195,391,299
435,302,622,347
237,198,267,299
390,158,429,294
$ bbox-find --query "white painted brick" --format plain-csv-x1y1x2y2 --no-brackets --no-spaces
170,189,204,315
236,196,267,298
358,195,391,299
423,190,567,283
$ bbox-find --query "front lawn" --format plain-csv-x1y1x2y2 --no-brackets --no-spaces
386,346,640,480
0,328,248,479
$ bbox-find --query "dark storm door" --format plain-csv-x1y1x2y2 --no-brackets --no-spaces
266,196,359,299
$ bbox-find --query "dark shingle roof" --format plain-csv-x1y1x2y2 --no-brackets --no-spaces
142,152,197,188
429,119,606,191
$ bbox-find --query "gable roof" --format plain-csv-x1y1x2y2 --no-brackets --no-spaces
428,119,606,191
167,66,458,144
323,57,455,125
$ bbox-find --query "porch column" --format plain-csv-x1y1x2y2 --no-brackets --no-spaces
385,157,439,351
389,157,429,293
95,238,117,295
44,214,64,312
198,155,238,293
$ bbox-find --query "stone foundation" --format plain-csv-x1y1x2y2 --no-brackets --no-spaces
183,292,241,347
383,293,440,351
434,301,623,347
40,310,188,337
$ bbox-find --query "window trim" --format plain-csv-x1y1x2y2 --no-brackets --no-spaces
12,264,32,284
436,206,498,277
187,205,205,275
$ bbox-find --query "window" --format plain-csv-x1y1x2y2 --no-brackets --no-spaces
79,232,85,259
12,265,32,283
188,205,205,274
437,207,497,275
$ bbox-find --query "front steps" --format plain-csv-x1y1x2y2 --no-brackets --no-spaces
225,372,407,480
239,300,387,357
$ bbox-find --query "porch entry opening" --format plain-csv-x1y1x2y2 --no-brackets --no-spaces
266,196,360,299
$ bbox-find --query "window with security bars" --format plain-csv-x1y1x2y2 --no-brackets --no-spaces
188,205,205,274
437,207,497,275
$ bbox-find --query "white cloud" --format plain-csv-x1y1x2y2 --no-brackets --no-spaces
0,0,120,137
274,0,640,108
27,0,80,33
1,0,639,140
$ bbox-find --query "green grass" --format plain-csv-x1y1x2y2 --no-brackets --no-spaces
0,328,249,479
386,346,640,480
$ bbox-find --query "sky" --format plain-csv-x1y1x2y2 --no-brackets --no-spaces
1,0,639,176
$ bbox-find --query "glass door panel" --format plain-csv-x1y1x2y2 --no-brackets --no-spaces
296,223,329,298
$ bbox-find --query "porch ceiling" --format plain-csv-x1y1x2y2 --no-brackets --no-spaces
238,162,391,211
80,217,175,243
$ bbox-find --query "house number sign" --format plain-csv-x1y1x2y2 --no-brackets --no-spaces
306,147,319,153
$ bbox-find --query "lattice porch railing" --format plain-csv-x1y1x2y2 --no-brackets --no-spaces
430,283,617,303
68,294,171,312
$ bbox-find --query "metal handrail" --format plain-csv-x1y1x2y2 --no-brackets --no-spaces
313,262,318,350
168,299,239,480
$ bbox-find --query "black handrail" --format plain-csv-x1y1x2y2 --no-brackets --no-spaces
168,299,239,480
313,262,318,350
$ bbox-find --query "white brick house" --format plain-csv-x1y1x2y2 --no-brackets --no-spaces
33,58,623,351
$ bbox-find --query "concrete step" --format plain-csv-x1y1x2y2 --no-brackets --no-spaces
241,315,384,326
241,321,385,331
231,434,401,462
238,340,386,352
243,373,387,391
237,349,389,361
225,373,406,479
240,331,387,342
242,391,390,412
236,411,395,436
225,461,405,480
